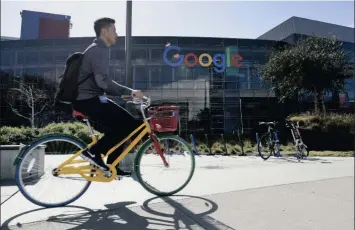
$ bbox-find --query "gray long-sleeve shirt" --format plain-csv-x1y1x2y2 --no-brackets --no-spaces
76,38,130,100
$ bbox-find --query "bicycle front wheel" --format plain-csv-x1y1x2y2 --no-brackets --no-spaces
258,132,274,160
15,134,91,208
134,134,195,197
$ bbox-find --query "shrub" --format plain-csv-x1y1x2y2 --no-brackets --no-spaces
39,122,103,143
211,141,225,154
0,126,39,145
196,143,210,154
0,122,103,145
289,113,354,133
288,113,354,151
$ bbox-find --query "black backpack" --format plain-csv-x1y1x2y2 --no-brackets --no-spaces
55,44,95,104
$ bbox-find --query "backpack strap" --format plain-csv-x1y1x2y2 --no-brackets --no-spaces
77,43,97,86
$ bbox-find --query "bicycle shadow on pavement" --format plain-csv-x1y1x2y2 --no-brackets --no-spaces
1,196,234,230
142,195,235,230
1,205,93,229
267,155,332,164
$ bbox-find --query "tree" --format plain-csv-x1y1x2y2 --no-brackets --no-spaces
261,36,354,115
7,80,50,133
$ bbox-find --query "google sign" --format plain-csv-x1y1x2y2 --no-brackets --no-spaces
163,45,243,73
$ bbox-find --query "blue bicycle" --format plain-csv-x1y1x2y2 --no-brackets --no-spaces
256,121,281,160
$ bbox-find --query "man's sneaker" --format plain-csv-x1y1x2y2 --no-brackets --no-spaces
117,167,131,177
81,150,111,177
112,167,131,180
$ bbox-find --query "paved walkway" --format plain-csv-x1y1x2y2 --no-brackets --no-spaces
1,156,354,229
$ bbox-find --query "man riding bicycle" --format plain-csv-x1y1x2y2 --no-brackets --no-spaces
73,17,144,177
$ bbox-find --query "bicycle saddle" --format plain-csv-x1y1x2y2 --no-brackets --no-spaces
72,110,88,119
259,121,276,125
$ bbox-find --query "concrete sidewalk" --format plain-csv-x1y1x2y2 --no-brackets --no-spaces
1,156,354,229
1,177,354,230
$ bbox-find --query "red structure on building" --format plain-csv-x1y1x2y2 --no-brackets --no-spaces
20,10,71,40
38,18,70,39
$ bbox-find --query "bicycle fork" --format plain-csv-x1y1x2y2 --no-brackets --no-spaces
273,132,281,157
149,133,169,167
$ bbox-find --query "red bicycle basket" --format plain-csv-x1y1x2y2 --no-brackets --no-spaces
148,105,180,132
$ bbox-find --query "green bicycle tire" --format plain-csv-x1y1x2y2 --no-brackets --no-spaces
134,133,196,197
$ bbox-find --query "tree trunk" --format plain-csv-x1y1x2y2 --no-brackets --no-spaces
320,90,326,116
31,88,35,134
313,87,320,115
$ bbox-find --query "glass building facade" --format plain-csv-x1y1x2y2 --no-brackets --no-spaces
1,36,353,138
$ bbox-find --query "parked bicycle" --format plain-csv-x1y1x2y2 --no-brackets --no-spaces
285,120,309,161
13,94,195,208
256,121,281,160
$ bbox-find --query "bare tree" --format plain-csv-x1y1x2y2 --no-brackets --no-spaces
7,80,49,132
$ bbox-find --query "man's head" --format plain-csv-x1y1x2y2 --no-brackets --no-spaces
94,17,117,46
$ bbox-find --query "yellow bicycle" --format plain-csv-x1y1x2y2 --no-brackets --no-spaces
14,96,195,208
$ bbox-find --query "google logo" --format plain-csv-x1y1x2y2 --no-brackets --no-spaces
163,45,243,73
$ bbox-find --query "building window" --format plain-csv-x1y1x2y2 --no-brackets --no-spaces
253,52,267,65
26,51,39,64
111,49,125,60
151,49,165,60
132,37,147,45
150,67,161,87
161,66,173,83
134,66,149,89
238,40,252,51
174,67,186,81
178,37,194,45
54,50,68,63
0,51,12,66
132,49,147,60
147,37,163,45
40,51,54,64
194,67,209,80
110,67,126,83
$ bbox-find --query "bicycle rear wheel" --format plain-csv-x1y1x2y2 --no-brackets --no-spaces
134,134,195,197
258,132,274,160
15,134,91,208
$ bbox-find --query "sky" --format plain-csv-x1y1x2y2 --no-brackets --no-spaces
1,0,354,39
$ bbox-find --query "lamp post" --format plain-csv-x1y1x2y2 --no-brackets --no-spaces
125,0,133,88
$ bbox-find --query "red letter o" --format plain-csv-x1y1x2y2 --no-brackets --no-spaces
184,53,198,67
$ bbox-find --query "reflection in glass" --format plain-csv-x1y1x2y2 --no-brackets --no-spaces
134,66,149,89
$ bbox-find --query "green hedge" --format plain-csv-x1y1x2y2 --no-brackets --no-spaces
0,126,38,145
289,113,354,133
288,113,354,151
0,122,103,145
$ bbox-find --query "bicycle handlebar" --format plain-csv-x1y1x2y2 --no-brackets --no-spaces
258,121,277,125
112,80,151,120
285,120,300,128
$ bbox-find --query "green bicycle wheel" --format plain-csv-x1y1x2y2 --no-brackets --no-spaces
134,134,196,197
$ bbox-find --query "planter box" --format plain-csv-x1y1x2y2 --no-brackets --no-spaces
299,129,354,151
0,144,45,180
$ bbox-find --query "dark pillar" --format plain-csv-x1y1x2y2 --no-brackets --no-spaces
125,0,133,88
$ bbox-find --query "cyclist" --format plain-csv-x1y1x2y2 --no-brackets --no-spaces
73,17,144,176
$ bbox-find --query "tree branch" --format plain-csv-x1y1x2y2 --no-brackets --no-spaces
6,101,31,121
34,101,49,116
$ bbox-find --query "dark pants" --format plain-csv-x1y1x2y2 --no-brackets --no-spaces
72,96,141,165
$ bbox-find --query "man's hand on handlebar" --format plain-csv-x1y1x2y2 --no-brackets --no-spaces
131,90,144,99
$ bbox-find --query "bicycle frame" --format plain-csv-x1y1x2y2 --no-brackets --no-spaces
256,122,281,156
53,97,169,183
289,121,306,148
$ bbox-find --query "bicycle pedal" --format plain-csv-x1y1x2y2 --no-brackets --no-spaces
115,176,122,180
